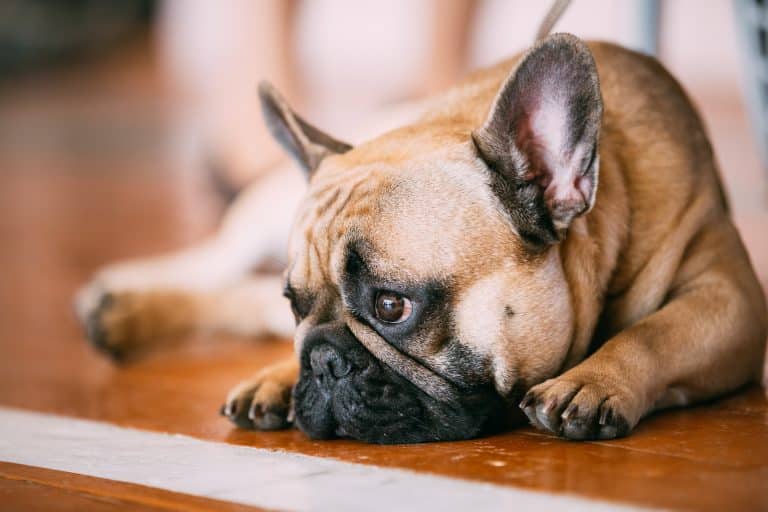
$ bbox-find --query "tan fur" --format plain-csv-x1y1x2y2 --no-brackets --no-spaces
79,38,767,440
89,291,202,359
271,40,766,436
223,358,298,430
87,278,293,360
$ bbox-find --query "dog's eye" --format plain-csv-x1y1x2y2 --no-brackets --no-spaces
374,291,412,324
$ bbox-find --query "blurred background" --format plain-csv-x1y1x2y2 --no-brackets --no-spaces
0,0,766,368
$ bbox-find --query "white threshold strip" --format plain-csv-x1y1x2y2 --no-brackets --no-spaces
0,407,646,512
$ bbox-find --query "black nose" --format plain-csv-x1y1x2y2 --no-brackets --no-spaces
309,344,352,389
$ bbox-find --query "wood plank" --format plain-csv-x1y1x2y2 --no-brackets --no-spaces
0,462,264,512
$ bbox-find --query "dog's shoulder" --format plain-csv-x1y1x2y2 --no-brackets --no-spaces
583,42,732,333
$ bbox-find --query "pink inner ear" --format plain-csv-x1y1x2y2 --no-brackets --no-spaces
544,172,592,226
514,104,553,188
519,95,593,224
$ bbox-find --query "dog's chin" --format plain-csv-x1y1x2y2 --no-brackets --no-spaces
292,330,505,444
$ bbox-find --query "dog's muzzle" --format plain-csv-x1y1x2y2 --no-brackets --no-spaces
292,322,504,444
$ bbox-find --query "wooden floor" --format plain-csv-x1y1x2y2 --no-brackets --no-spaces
1,39,767,511
0,463,263,512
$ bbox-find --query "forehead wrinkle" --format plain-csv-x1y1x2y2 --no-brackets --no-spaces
323,178,367,263
292,167,382,292
310,238,330,284
315,188,341,216
299,225,314,284
310,159,362,192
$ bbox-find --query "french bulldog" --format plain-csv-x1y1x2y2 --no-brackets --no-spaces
76,26,767,443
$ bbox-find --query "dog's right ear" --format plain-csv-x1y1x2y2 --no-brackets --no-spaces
472,34,602,248
258,82,352,178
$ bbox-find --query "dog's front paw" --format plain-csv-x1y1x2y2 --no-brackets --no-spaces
520,374,641,440
222,360,298,431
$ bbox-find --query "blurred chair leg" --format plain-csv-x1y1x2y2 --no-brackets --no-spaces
733,0,768,185
628,0,661,56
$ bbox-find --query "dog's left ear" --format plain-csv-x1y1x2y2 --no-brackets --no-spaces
473,33,602,247
259,82,353,177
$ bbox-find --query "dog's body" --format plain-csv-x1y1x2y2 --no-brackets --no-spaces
77,35,766,443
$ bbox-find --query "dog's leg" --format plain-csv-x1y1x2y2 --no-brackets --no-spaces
521,221,767,440
85,276,295,360
222,357,299,430
76,165,303,354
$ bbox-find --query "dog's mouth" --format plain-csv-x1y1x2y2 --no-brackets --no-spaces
292,324,505,444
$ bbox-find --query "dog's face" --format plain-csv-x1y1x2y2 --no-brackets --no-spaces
260,34,602,443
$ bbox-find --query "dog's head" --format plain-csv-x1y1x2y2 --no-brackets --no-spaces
261,34,602,443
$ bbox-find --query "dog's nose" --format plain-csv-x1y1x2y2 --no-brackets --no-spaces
309,344,351,388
